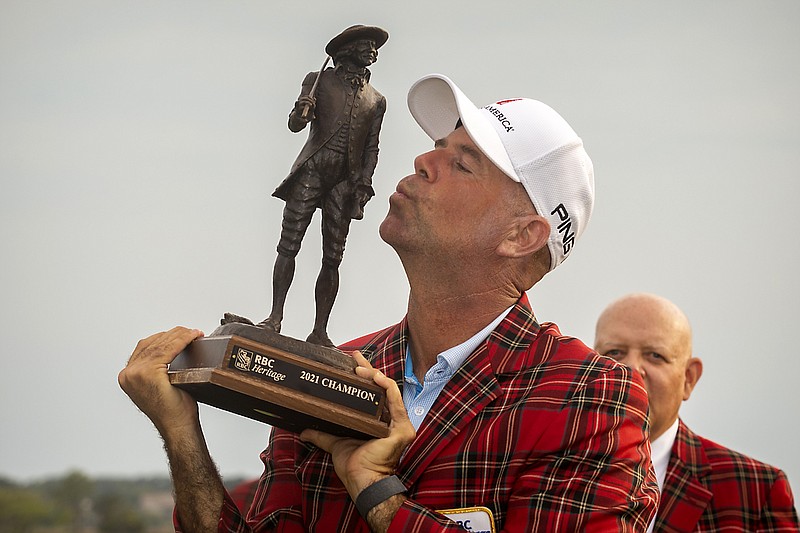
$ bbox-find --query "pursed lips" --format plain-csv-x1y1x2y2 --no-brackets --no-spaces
393,178,414,200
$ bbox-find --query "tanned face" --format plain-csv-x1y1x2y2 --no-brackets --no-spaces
380,126,519,265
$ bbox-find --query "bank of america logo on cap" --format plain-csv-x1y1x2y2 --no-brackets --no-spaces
407,74,595,271
483,100,521,133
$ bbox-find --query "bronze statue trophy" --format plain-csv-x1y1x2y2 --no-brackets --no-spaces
168,25,390,439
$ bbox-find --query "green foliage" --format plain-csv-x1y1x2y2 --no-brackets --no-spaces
95,493,145,533
42,470,95,531
0,470,182,532
47,470,94,507
0,486,63,533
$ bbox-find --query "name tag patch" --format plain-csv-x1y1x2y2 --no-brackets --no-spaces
438,506,495,533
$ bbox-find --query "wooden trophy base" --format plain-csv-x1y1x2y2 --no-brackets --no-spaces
168,322,389,439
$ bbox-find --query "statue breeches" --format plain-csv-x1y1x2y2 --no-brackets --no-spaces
276,147,353,267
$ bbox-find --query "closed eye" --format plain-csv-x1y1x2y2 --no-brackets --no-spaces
455,160,473,174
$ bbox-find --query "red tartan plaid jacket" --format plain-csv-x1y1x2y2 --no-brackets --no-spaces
212,294,659,532
654,419,799,532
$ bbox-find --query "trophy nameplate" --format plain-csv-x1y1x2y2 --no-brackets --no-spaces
169,323,390,439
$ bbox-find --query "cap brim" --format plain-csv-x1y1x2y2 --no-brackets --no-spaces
407,74,519,182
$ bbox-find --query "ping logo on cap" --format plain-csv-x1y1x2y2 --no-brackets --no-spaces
551,203,575,255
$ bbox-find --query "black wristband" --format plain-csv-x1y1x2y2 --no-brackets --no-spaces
355,475,406,517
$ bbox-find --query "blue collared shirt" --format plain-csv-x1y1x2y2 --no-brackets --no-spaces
403,306,513,430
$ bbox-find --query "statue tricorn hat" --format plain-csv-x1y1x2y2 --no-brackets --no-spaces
325,25,389,56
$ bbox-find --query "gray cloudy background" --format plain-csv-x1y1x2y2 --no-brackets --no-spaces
1,0,798,492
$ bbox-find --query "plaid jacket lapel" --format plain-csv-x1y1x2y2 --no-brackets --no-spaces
397,296,539,486
654,419,712,532
362,319,407,386
398,340,502,485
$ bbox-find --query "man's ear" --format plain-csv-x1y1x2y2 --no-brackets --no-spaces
683,357,704,401
496,214,550,258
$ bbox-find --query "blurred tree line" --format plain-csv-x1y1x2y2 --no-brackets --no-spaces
0,470,251,533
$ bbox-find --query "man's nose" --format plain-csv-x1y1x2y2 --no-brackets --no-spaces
627,355,646,378
413,150,440,182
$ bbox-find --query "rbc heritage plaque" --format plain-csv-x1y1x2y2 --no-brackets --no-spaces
169,323,390,439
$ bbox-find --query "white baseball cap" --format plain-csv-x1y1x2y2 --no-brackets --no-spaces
407,73,595,271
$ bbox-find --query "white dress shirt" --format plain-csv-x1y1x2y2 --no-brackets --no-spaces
403,306,513,431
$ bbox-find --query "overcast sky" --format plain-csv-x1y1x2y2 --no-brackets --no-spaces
1,1,798,492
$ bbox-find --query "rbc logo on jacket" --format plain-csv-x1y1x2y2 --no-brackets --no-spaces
455,520,489,533
439,507,494,532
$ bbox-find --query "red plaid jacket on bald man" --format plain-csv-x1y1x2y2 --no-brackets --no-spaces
654,419,799,532
208,295,659,531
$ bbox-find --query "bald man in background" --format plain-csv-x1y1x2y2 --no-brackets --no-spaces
595,293,799,532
